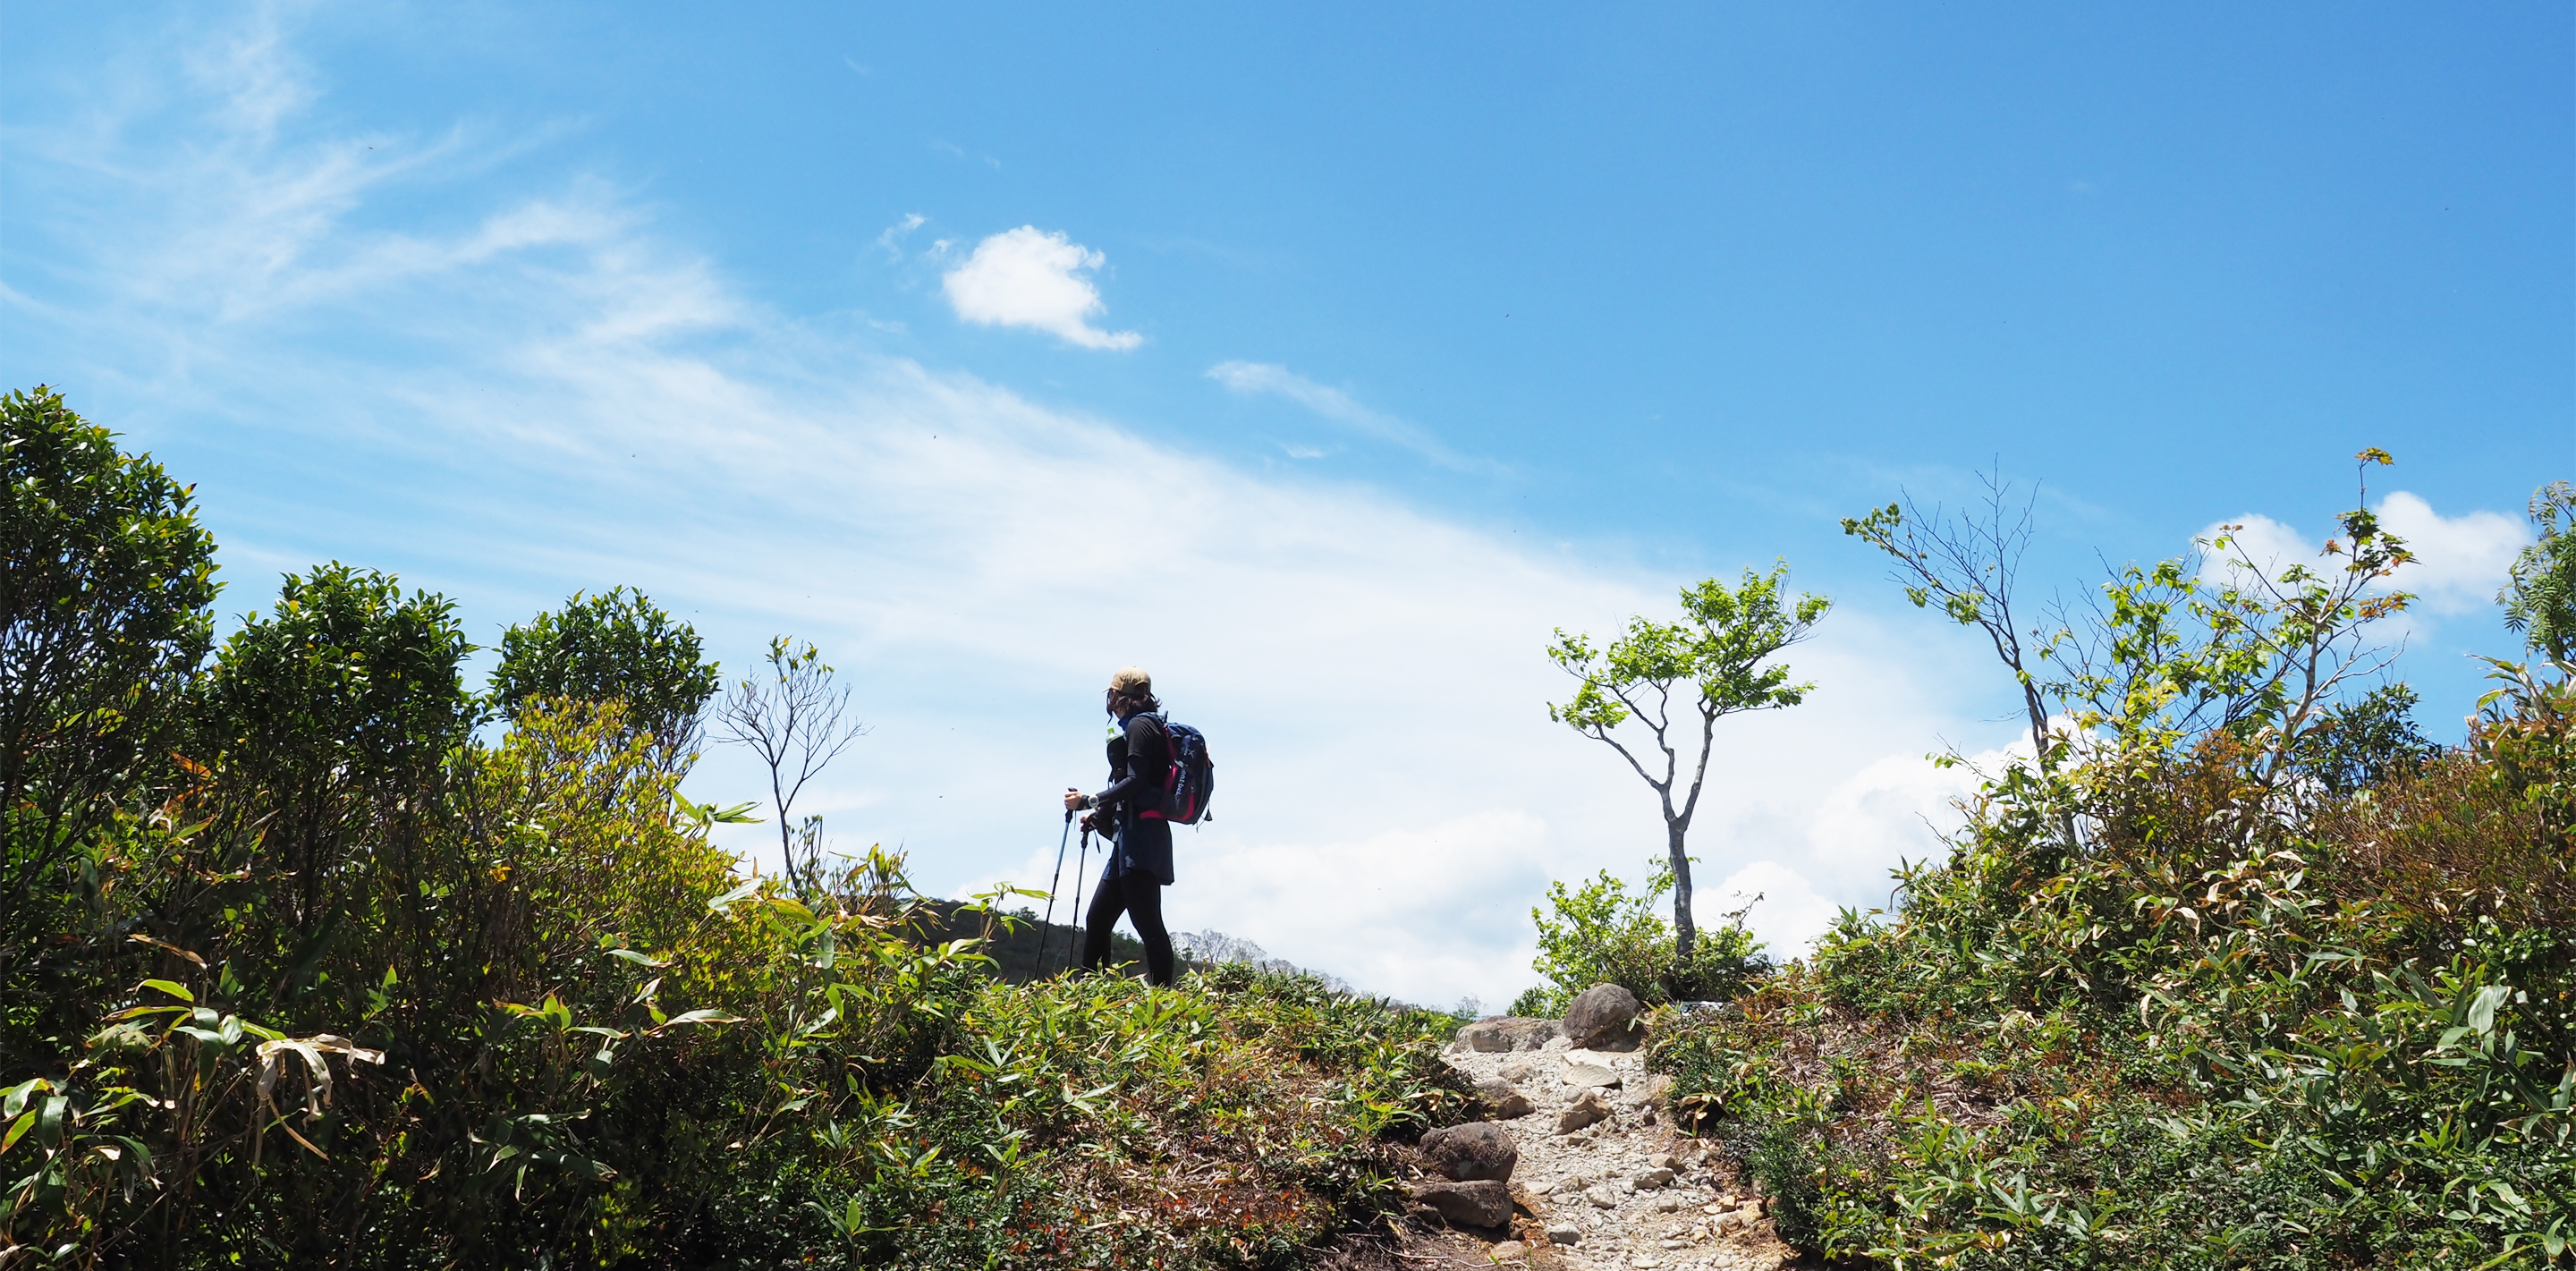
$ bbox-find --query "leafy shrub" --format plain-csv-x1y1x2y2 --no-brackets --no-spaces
1647,468,2576,1267
1514,860,1769,1016
0,391,1476,1269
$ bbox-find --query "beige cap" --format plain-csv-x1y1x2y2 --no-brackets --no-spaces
1108,665,1153,694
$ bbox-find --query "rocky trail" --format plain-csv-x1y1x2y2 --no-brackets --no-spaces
1377,989,1801,1270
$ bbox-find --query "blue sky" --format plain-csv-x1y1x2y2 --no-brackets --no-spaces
4,2,2568,1008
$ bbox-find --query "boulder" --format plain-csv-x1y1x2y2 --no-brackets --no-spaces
1420,1122,1518,1182
1556,1089,1612,1134
1409,1178,1512,1228
1474,1077,1537,1120
1453,1016,1561,1053
1561,984,1644,1051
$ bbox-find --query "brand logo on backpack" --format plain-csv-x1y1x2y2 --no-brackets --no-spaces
1139,717,1215,825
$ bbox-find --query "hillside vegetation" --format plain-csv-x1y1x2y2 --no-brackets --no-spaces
0,386,1473,1268
1641,470,2576,1267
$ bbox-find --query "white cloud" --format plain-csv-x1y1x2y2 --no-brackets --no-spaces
874,212,925,259
2201,493,2527,617
2203,513,2318,582
1208,360,1500,474
940,226,1140,350
1707,861,1840,962
3,9,2012,1007
2377,491,2526,615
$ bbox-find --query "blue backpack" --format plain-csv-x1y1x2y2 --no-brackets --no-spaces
1138,716,1216,825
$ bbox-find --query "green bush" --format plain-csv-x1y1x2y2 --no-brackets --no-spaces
1646,672,2576,1267
1514,860,1769,1017
0,390,1478,1268
1646,470,2576,1267
493,586,721,760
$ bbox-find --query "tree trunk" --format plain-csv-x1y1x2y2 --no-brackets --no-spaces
1668,819,1696,959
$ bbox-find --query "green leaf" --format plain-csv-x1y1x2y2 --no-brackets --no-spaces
35,1096,67,1148
139,979,193,1003
2469,985,2511,1035
1,1112,34,1155
651,1008,743,1031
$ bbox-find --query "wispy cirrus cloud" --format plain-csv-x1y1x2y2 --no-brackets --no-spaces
940,226,1140,350
0,4,2009,1006
1207,360,1502,475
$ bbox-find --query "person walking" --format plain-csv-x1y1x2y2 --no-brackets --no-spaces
1063,665,1177,987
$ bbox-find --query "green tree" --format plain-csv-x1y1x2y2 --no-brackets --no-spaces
2500,479,2576,664
1547,564,1828,957
492,587,720,761
191,564,472,979
1850,453,2418,852
0,386,218,1035
2301,682,2438,796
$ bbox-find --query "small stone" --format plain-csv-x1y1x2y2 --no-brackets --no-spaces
1546,1223,1580,1245
1660,1238,1687,1249
1648,1152,1679,1171
1556,1089,1612,1134
1475,1077,1537,1119
1631,1167,1675,1190
1526,1178,1556,1196
1500,1058,1537,1082
1654,1196,1682,1212
1562,1061,1620,1089
1490,1240,1527,1259
1586,1184,1620,1209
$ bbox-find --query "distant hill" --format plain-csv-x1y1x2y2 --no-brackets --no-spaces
921,902,1356,996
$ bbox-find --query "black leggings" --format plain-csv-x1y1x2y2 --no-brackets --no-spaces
1081,871,1175,987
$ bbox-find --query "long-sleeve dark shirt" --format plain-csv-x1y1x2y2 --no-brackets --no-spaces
1092,713,1174,885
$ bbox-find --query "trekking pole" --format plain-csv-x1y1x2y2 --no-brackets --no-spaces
1037,808,1072,978
1064,826,1091,975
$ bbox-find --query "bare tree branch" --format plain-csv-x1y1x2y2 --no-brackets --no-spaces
716,636,869,896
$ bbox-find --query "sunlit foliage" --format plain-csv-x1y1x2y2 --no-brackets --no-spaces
1653,463,2576,1268
0,392,1470,1268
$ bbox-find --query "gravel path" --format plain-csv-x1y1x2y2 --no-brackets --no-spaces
1436,1038,1798,1270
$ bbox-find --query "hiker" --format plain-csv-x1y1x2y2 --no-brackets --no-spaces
1063,665,1177,987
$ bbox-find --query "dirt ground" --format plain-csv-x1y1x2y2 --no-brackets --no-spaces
1390,1037,1803,1271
